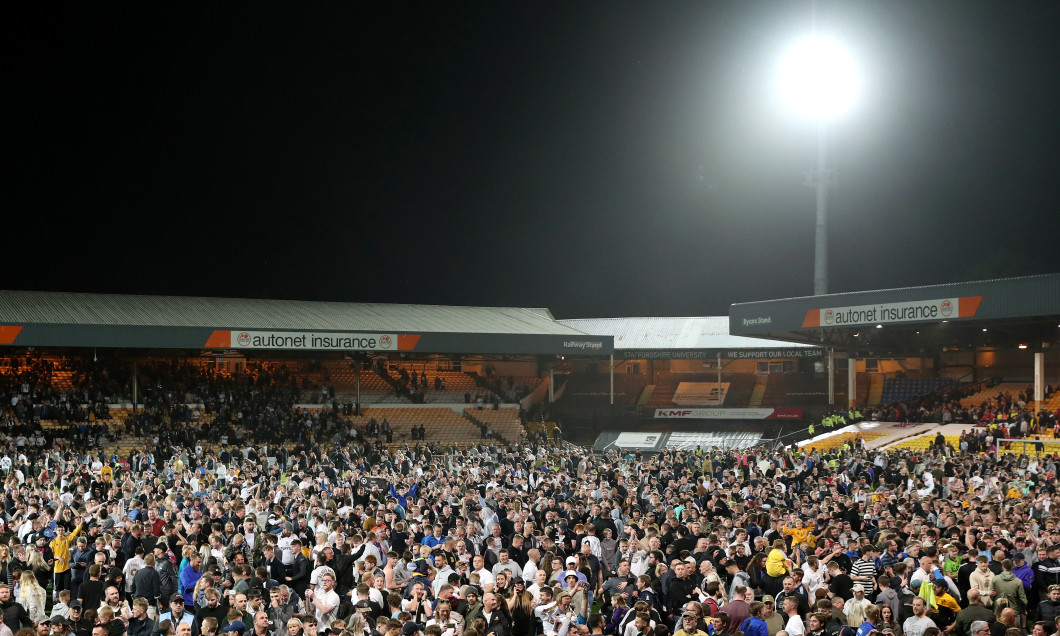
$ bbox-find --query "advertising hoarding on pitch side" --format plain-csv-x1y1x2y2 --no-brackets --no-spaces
653,407,803,420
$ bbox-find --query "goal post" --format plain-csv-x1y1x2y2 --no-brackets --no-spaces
993,437,1049,460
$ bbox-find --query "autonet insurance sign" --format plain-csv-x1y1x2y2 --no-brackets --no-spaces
204,330,420,351
802,297,983,328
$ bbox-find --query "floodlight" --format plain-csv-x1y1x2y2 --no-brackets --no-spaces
778,37,859,120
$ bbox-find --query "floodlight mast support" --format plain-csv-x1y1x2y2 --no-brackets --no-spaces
807,120,834,296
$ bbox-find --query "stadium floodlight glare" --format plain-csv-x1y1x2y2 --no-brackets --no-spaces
776,35,859,296
778,37,859,120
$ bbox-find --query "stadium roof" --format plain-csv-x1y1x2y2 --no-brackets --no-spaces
0,290,612,356
558,316,822,360
729,273,1060,354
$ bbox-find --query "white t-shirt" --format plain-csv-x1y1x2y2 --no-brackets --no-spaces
310,566,336,587
278,534,296,565
785,614,805,636
313,588,340,632
522,559,539,584
475,568,494,588
902,616,937,636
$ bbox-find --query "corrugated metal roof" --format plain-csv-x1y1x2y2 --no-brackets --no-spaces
0,290,586,336
733,272,1060,309
557,316,816,350
730,272,1060,336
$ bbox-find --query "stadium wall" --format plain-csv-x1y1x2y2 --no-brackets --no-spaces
459,360,539,376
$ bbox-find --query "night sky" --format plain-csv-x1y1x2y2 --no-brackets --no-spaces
8,2,1059,320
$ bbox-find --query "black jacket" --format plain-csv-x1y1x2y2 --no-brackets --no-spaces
70,617,94,636
192,604,228,636
156,558,178,598
289,555,311,595
668,576,696,613
133,565,162,601
481,607,512,636
128,617,156,636
1,600,31,633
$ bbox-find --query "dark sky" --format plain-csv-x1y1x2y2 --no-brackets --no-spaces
8,2,1060,319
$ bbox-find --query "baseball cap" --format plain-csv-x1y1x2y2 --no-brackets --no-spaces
853,584,865,593
401,623,422,636
566,556,577,565
221,622,246,633
171,593,185,603
69,602,83,610
762,595,775,603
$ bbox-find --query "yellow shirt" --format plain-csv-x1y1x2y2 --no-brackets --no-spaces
49,523,82,573
766,548,790,577
933,592,961,614
782,525,814,545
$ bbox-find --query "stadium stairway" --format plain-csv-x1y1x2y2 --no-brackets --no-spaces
748,375,768,407
867,375,884,407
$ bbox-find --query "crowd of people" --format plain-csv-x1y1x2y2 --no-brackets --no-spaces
4,354,1060,636
865,384,1056,433
1,418,1060,636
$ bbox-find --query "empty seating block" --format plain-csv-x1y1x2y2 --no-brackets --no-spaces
806,431,887,452
960,383,1034,409
880,377,956,406
647,373,754,408
339,407,482,446
463,407,523,443
760,373,830,407
887,434,961,452
561,374,647,407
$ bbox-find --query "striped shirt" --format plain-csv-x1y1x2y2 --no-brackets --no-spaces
851,558,877,585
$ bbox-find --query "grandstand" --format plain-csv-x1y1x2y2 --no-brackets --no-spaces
959,382,1032,408
646,373,755,408
1035,392,1060,413
1,282,1057,636
316,360,394,404
463,406,523,443
803,430,888,452
60,405,511,456
879,376,956,406
559,374,647,407
760,372,833,407
0,276,1057,458
886,433,962,453
340,407,483,446
881,427,1060,457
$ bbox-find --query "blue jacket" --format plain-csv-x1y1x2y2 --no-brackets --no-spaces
389,483,418,509
739,617,769,636
179,565,202,607
1014,563,1034,589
